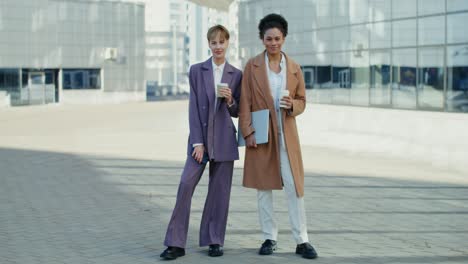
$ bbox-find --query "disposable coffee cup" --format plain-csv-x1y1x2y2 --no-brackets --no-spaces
217,83,228,97
280,89,289,108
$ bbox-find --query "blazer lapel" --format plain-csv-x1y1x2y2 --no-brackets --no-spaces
252,52,275,110
201,58,215,112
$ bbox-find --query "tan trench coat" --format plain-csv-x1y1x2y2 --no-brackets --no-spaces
239,51,306,197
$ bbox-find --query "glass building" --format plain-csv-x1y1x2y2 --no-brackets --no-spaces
0,0,145,106
238,0,468,112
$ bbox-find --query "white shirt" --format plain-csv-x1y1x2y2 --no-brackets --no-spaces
212,58,226,99
265,52,287,146
265,52,286,111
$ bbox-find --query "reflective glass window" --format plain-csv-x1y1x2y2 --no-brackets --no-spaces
351,24,369,51
418,48,444,110
311,64,333,104
62,69,101,89
316,0,333,28
392,0,417,19
392,48,417,109
332,52,351,104
0,69,19,92
369,0,391,21
316,29,334,52
332,0,350,26
447,13,468,44
350,0,369,24
393,19,417,47
350,50,370,106
447,0,468,12
370,22,391,49
447,45,468,112
418,0,445,15
333,27,351,51
418,16,445,46
370,51,391,106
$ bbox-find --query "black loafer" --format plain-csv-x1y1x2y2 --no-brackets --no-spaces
208,244,223,257
296,242,318,259
160,246,185,260
259,239,277,255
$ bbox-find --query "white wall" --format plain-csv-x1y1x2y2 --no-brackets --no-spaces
298,103,468,175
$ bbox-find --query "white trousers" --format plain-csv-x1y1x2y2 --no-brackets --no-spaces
257,137,309,244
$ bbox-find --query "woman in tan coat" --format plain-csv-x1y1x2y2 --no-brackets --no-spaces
239,13,318,259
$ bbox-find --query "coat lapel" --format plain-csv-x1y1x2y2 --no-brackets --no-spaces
252,52,275,110
201,58,215,112
285,53,298,98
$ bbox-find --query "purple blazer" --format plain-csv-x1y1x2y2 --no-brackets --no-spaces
187,58,242,162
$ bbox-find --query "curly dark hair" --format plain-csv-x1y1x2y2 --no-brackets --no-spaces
258,13,288,39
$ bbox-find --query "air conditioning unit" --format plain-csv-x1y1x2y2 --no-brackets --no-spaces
104,47,118,60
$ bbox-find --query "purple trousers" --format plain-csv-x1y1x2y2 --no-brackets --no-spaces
163,156,234,248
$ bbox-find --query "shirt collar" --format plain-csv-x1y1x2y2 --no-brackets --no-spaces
212,57,226,72
265,52,285,73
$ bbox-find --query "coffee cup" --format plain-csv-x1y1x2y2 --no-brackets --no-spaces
280,89,289,108
217,83,228,97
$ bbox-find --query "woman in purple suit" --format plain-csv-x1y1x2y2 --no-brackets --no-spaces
160,25,242,260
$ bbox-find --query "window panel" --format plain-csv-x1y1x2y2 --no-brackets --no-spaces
369,0,392,21
349,0,369,24
332,52,351,104
392,48,417,109
62,69,101,89
418,0,445,15
447,0,468,12
447,45,468,112
370,51,391,105
316,0,333,28
448,13,468,44
370,22,391,49
333,27,351,51
392,0,417,19
351,24,369,50
332,0,349,26
393,19,417,47
419,16,445,46
350,50,370,106
418,48,444,109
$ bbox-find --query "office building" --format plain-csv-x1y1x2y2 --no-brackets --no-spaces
0,0,146,106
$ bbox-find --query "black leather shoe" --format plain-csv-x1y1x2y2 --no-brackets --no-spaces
160,246,185,260
259,239,277,255
296,242,318,259
208,244,223,257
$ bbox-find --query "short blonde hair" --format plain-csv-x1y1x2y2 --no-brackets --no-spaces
207,24,230,41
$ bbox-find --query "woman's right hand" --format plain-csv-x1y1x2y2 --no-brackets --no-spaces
192,145,205,163
245,133,257,148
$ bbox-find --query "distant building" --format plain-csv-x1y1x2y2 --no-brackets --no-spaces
0,0,145,106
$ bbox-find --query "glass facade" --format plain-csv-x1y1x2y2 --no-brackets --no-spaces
301,0,468,113
239,0,468,113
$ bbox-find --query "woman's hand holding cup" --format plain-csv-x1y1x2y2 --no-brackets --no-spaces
280,90,292,109
217,83,233,105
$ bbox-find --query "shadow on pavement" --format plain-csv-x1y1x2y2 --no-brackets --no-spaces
1,147,468,264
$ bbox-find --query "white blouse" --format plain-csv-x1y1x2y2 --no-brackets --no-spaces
265,52,287,146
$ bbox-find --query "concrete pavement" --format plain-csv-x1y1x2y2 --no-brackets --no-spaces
1,101,468,264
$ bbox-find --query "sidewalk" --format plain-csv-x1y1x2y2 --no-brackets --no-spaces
1,101,468,264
